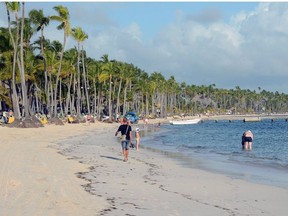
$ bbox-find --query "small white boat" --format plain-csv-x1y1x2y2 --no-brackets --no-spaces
169,118,202,125
243,117,261,122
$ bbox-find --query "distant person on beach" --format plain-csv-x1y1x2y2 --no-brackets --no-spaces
126,120,135,149
127,119,131,126
119,115,124,124
243,130,253,150
144,117,148,125
115,118,132,162
135,128,141,151
86,114,91,125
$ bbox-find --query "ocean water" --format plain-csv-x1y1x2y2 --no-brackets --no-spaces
141,119,288,188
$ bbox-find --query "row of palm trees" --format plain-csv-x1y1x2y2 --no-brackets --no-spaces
1,2,288,122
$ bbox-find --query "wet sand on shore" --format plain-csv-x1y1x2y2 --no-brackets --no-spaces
1,117,288,216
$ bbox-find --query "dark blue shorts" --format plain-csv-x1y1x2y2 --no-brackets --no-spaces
121,140,129,150
244,137,252,142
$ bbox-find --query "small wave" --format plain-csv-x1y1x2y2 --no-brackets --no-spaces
245,154,281,162
177,144,207,150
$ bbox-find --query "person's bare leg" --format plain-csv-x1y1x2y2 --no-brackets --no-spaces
122,149,125,159
244,142,248,150
124,150,129,161
248,142,252,150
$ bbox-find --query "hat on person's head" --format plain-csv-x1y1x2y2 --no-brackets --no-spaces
136,128,140,132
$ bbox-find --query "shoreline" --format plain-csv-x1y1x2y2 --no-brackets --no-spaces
140,142,288,189
1,120,288,215
144,117,288,189
58,123,288,215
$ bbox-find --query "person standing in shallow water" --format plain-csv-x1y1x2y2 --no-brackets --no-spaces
115,118,132,162
243,130,253,150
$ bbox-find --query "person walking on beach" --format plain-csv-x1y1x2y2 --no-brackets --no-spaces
115,118,132,162
243,130,253,150
135,128,141,151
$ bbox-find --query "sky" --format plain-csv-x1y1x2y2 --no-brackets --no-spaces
1,1,288,93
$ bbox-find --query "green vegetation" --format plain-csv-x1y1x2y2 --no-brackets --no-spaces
1,3,288,121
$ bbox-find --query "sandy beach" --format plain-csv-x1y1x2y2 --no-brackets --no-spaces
1,118,288,216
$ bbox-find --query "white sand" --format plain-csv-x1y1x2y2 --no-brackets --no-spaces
1,120,288,216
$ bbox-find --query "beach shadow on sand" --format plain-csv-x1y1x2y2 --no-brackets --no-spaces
100,155,123,161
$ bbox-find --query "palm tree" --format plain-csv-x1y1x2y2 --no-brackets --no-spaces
148,78,157,115
0,28,13,111
166,76,179,115
50,5,71,117
58,57,75,116
5,2,21,119
19,2,29,117
86,59,101,116
29,9,50,54
113,62,125,115
100,54,115,120
0,50,14,110
29,9,50,105
44,49,59,115
8,13,32,117
62,48,77,115
71,27,88,115
149,72,165,117
122,64,136,114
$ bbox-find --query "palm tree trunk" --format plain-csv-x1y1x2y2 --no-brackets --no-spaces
5,3,20,119
93,78,97,115
53,33,66,117
140,94,144,115
71,73,76,114
76,43,81,116
145,94,149,116
20,2,29,118
81,47,90,114
151,95,155,115
123,85,127,115
43,56,50,111
40,30,49,108
108,74,112,119
65,73,73,114
160,93,165,118
34,84,40,113
59,78,63,116
116,78,123,115
48,73,53,115
97,85,102,119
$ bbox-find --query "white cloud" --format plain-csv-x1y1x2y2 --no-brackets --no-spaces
124,22,142,43
79,2,288,93
139,3,288,92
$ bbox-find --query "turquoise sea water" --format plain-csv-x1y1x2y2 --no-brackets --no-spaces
141,119,288,188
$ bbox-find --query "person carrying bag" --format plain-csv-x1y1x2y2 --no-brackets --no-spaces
120,126,128,141
115,118,132,162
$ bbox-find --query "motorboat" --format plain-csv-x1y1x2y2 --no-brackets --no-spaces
169,118,202,125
